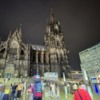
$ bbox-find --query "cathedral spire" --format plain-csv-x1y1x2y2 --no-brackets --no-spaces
50,8,56,23
8,30,12,40
46,19,50,34
19,24,22,38
15,27,18,34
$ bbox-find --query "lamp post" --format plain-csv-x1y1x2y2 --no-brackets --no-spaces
42,64,44,76
63,72,68,98
37,63,39,75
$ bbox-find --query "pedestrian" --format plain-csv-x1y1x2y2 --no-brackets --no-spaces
55,84,60,100
16,82,23,100
73,83,78,92
50,82,56,98
23,81,27,93
74,83,92,100
10,83,17,100
80,82,87,91
64,82,68,98
0,85,5,100
27,84,34,100
2,86,10,100
67,82,71,94
33,75,42,100
70,83,74,94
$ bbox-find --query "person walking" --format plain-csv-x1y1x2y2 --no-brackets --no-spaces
73,83,78,92
2,86,10,100
10,83,17,100
33,75,42,100
55,84,60,100
27,84,34,100
50,82,56,98
64,82,68,98
16,82,23,100
74,83,92,100
23,81,27,93
67,82,71,94
80,81,93,100
0,85,5,100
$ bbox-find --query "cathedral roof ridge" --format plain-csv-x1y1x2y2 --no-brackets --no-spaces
31,44,46,51
32,44,45,46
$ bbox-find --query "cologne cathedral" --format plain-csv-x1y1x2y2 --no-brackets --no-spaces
0,11,71,78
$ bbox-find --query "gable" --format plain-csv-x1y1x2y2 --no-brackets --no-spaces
10,40,19,48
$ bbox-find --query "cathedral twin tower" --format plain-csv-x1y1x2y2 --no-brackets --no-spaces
0,11,71,78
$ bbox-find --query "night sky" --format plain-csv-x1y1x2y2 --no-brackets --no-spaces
0,0,100,70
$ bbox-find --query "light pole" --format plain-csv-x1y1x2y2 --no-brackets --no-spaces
63,72,68,98
37,63,39,75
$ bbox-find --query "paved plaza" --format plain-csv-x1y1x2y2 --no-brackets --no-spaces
0,78,99,100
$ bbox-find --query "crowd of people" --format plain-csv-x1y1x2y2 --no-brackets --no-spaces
0,75,42,100
0,81,25,100
0,78,93,100
43,80,92,100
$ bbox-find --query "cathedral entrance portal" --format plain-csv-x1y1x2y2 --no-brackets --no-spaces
4,64,15,78
5,73,12,78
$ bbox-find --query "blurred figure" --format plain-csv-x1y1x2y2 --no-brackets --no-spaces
2,86,10,100
0,85,5,100
80,82,87,91
16,82,23,100
23,81,27,93
64,82,68,98
50,82,55,97
55,84,60,100
67,82,71,94
33,75,42,100
73,83,78,92
70,83,74,94
74,83,92,100
80,81,93,100
27,84,34,100
10,83,17,100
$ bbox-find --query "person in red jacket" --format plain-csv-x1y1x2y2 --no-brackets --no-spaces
74,83,92,100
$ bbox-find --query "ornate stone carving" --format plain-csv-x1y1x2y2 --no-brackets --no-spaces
0,28,30,77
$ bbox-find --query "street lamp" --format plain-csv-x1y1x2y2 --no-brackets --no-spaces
37,63,39,75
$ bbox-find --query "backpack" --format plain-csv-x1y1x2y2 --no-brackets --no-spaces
33,75,42,97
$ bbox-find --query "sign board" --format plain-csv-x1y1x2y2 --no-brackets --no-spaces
44,72,58,81
93,84,99,94
91,77,97,83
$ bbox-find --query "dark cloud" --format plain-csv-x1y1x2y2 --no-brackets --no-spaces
0,0,100,70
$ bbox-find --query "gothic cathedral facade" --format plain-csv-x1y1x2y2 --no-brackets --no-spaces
0,11,71,78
